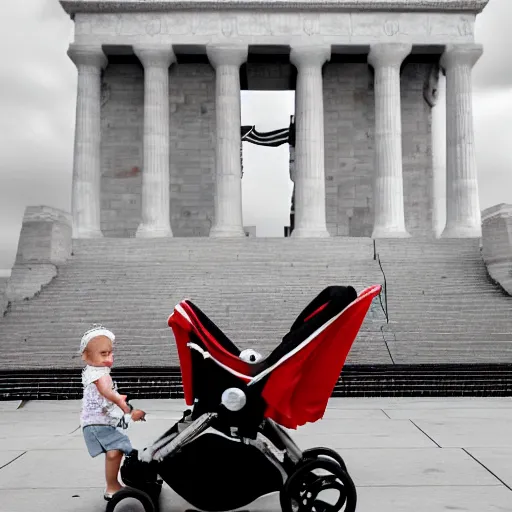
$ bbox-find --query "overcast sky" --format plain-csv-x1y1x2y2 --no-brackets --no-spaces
0,0,511,274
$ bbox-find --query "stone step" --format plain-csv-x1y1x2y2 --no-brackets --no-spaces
4,299,505,310
31,286,494,295
62,264,482,269
51,266,481,274
16,296,494,307
7,315,506,327
32,280,496,291
47,277,381,286
0,320,506,334
71,245,375,260
71,238,373,247
1,316,373,328
4,306,510,319
22,270,484,280
0,329,507,343
56,261,482,269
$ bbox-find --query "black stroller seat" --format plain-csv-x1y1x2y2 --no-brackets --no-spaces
113,284,382,512
178,284,359,377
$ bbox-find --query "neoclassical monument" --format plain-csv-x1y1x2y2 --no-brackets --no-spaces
60,0,488,239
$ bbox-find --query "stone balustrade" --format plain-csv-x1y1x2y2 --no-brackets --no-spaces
481,204,512,296
5,206,72,303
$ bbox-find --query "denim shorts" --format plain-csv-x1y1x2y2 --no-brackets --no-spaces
83,425,133,458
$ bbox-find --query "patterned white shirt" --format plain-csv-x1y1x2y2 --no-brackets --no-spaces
80,365,123,428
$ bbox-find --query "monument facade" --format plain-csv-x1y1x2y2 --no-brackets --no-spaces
60,0,489,239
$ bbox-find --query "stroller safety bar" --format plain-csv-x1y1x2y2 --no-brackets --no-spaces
139,412,217,463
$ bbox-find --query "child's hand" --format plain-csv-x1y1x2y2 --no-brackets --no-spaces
131,409,146,422
120,394,128,402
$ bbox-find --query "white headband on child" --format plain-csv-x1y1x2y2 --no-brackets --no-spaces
80,325,115,354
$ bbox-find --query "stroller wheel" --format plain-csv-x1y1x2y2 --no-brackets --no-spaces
105,487,155,512
302,448,347,472
280,458,356,512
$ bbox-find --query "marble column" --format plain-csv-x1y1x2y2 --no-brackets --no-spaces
134,45,175,238
207,45,247,238
289,45,331,238
440,44,483,238
368,43,412,238
67,44,107,238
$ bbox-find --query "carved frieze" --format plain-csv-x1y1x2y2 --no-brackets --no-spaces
74,11,476,45
428,14,475,38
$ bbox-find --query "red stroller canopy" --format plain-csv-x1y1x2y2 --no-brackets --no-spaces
168,285,382,429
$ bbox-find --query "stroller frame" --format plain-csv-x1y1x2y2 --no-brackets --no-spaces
107,284,382,512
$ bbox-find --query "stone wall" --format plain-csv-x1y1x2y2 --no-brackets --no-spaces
169,63,216,237
323,62,375,237
0,278,8,316
5,206,72,303
100,58,215,237
401,62,434,236
481,204,512,295
101,59,144,238
100,57,433,238
323,60,433,237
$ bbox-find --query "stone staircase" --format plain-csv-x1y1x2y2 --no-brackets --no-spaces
1,237,511,373
374,238,512,364
0,238,387,370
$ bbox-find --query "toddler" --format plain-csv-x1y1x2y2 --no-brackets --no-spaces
79,325,146,501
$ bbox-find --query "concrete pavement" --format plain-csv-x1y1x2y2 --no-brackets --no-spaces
0,397,511,512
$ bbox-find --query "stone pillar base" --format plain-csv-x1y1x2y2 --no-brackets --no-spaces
372,226,411,239
209,225,246,238
440,224,482,238
290,227,330,238
135,224,173,238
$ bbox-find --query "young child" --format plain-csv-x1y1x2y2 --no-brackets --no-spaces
79,325,146,501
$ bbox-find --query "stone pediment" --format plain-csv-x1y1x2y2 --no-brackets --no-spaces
60,0,489,15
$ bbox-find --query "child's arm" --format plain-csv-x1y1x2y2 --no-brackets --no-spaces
95,375,132,414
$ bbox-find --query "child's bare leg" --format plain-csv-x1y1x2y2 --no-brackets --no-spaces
105,450,124,494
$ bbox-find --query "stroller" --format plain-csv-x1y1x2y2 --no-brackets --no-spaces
108,284,382,512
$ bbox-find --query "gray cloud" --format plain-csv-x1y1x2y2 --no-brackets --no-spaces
0,0,510,271
474,88,512,209
473,0,512,90
0,0,75,271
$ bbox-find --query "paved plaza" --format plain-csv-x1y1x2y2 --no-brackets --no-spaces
0,397,510,512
